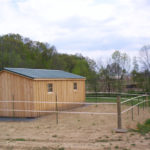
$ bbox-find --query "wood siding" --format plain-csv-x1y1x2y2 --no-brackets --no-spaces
33,80,85,116
0,71,85,117
0,71,34,117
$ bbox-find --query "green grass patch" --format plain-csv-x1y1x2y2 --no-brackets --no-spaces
86,96,150,108
6,138,26,141
95,139,109,142
130,119,150,135
86,97,118,103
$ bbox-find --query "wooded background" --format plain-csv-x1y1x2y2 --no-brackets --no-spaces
0,33,150,93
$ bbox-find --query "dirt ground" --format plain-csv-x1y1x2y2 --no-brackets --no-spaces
0,104,150,150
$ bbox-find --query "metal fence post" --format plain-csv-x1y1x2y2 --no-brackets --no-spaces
131,100,134,120
12,95,15,117
143,96,144,111
96,92,97,103
146,95,149,107
55,94,58,124
149,95,150,107
138,98,139,116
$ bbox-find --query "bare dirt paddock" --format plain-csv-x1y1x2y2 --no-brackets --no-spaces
0,104,150,150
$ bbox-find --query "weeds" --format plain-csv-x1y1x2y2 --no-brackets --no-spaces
131,143,136,146
130,119,150,135
52,134,57,138
96,139,109,142
114,145,119,149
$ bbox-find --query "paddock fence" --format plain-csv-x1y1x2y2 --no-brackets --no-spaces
0,92,150,131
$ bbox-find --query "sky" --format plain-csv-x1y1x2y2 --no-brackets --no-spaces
0,0,150,62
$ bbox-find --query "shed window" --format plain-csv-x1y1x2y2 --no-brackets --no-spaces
73,82,77,90
48,83,53,92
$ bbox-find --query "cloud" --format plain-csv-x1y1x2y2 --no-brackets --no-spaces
0,0,150,61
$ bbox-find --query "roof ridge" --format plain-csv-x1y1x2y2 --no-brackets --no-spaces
4,67,61,71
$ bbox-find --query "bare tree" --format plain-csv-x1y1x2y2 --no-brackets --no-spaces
98,51,130,92
133,56,139,72
111,50,130,92
139,45,150,92
139,45,150,71
112,50,130,79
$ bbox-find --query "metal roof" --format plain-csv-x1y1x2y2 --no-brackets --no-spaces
4,68,85,79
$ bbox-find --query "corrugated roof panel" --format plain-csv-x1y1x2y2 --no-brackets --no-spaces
4,68,85,79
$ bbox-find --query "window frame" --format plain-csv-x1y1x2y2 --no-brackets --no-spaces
73,82,77,90
47,83,53,93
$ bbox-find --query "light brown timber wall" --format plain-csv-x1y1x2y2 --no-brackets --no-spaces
33,79,85,116
0,71,34,117
0,71,85,117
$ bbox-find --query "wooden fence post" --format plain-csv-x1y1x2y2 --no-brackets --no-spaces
55,94,58,124
117,96,122,129
115,95,127,133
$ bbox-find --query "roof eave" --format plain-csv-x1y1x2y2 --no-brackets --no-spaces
3,68,34,79
33,78,86,80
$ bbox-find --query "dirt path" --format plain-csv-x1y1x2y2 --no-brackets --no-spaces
0,104,150,150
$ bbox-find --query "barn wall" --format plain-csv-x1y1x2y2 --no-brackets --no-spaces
33,79,85,116
0,70,85,117
0,71,34,117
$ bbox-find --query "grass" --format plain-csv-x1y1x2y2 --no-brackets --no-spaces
86,97,122,103
130,119,150,135
86,94,136,103
95,138,123,143
86,96,150,108
96,139,109,142
131,144,136,146
6,138,26,141
114,145,119,149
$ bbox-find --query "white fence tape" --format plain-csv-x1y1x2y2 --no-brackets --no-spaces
121,94,147,104
0,101,116,105
0,95,148,116
86,92,140,96
121,100,150,114
87,97,126,100
0,109,116,115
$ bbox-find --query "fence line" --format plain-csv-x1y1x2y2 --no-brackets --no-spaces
86,92,140,96
0,109,116,115
115,94,149,132
87,97,126,100
121,100,148,114
0,100,116,105
121,94,147,104
0,93,149,131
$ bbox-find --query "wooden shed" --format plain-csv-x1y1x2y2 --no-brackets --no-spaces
0,68,85,117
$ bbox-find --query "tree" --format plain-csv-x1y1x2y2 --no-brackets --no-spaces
0,33,98,91
98,51,130,92
111,50,130,92
139,45,150,71
138,45,150,92
112,51,130,78
133,56,139,72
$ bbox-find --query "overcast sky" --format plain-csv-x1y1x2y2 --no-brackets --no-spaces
0,0,150,61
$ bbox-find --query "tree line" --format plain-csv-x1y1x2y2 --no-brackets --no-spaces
0,33,150,93
96,47,150,93
0,33,97,88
